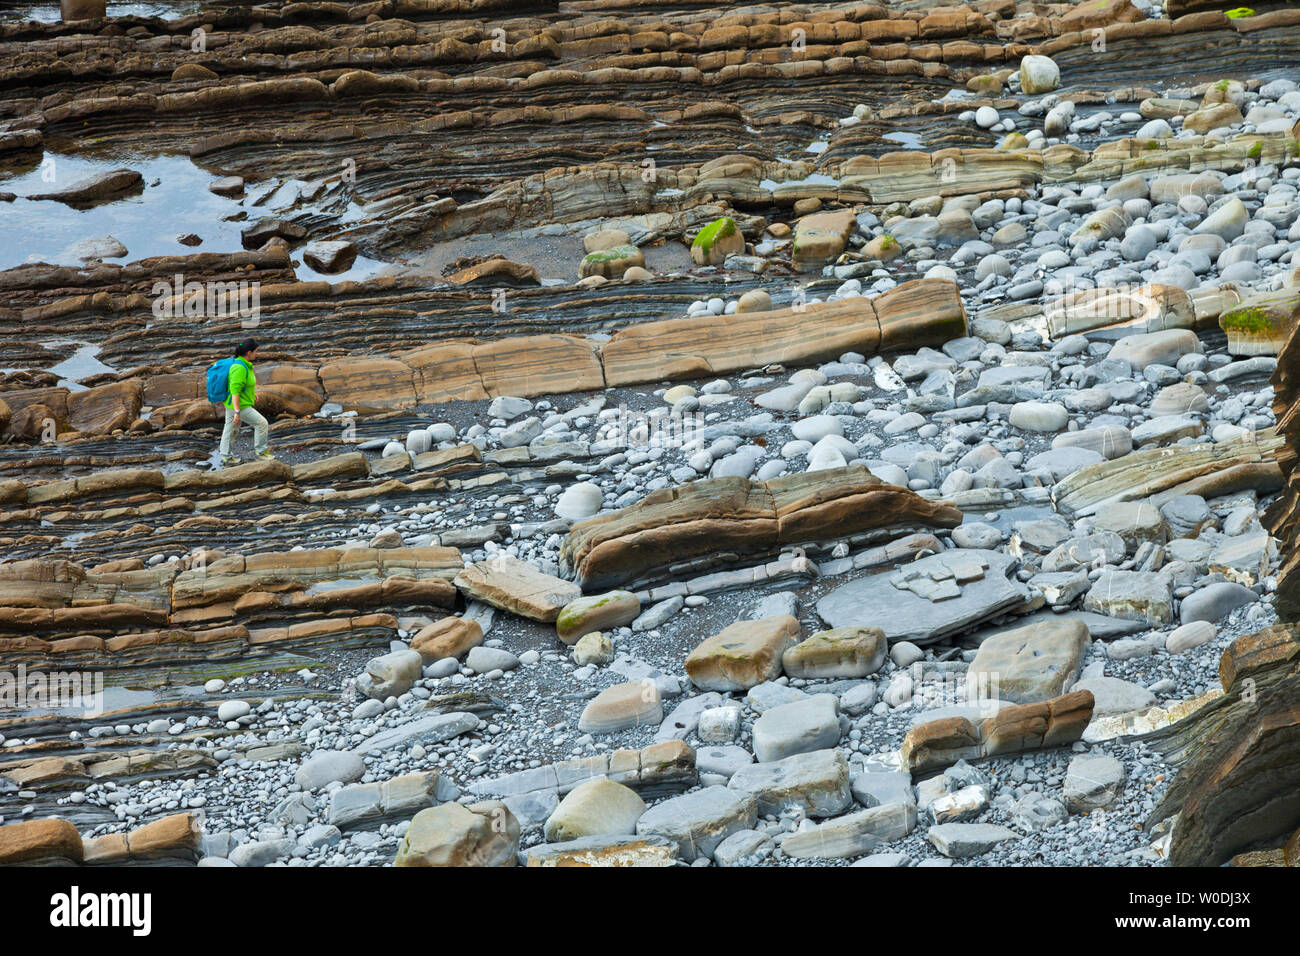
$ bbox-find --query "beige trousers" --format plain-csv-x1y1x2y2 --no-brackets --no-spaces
219,404,268,456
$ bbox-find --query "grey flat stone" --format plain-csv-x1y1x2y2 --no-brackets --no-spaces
349,711,479,756
816,550,1031,645
728,749,852,818
927,822,1018,858
1071,676,1156,717
751,695,841,762
634,786,758,862
782,802,917,859
1063,753,1126,812
695,745,755,779
851,770,916,809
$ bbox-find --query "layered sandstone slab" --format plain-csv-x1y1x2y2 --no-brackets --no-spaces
900,690,1095,774
599,279,963,386
0,546,462,668
1054,429,1284,518
559,465,962,591
1143,625,1300,867
1,277,962,443
0,817,83,866
453,555,582,622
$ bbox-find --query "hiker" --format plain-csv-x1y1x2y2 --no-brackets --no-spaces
215,337,274,466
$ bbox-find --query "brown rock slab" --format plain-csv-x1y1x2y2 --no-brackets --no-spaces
781,626,887,679
685,615,800,691
411,616,483,662
901,690,1095,773
0,818,83,865
578,681,664,734
561,465,961,591
453,555,581,622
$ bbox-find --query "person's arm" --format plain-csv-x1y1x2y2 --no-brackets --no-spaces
230,364,245,419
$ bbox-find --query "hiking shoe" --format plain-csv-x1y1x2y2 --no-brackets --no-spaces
220,454,240,467
255,450,277,461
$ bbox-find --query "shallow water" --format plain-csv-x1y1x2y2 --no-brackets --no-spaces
0,151,391,281
47,341,118,388
0,1,200,21
758,173,842,190
882,131,925,150
1,152,254,269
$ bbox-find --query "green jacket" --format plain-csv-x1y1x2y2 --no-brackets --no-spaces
225,357,256,410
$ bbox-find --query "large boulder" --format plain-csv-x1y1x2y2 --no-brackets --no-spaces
969,619,1089,704
1018,55,1060,95
690,217,744,265
685,616,800,691
1218,289,1300,356
544,778,646,843
781,626,887,679
410,616,483,662
751,695,841,762
792,210,857,272
556,590,641,644
356,648,423,700
580,244,644,279
394,802,519,866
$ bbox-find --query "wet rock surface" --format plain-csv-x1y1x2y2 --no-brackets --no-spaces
1,0,1299,871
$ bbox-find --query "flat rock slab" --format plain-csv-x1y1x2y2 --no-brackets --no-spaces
727,748,851,818
634,785,758,862
350,711,479,756
816,549,1031,645
522,834,678,867
578,681,663,734
782,803,917,860
1071,676,1155,717
751,695,841,762
453,555,581,622
927,822,1018,858
969,618,1089,704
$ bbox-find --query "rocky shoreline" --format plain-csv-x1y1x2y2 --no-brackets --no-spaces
2,0,1300,869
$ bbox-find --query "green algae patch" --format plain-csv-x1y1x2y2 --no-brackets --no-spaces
692,217,738,258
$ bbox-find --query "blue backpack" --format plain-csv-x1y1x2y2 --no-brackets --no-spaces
206,357,236,404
